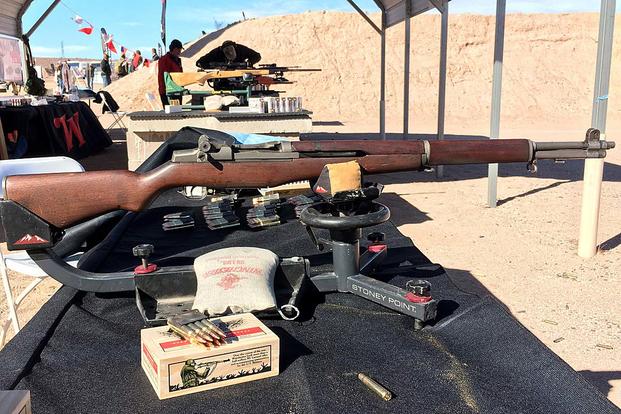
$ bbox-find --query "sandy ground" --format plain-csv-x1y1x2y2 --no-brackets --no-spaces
1,10,619,409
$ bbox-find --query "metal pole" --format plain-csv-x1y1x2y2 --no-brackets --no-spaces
346,0,381,34
436,1,448,178
25,0,61,38
161,0,167,48
487,0,506,208
380,13,386,140
578,0,616,258
16,0,36,37
403,2,411,138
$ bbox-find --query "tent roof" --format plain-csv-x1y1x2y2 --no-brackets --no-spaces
377,0,446,28
0,0,32,37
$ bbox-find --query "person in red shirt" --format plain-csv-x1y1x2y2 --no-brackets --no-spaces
157,39,183,108
132,50,143,71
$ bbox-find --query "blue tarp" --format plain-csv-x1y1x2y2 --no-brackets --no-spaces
229,132,286,145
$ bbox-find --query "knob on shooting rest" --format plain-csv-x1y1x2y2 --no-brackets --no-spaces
405,280,433,303
367,232,386,254
133,244,158,274
367,232,385,243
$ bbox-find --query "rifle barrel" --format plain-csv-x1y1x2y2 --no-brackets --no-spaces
534,149,607,160
280,68,321,72
534,141,615,150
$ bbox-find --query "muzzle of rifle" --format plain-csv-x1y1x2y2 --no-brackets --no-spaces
532,139,615,160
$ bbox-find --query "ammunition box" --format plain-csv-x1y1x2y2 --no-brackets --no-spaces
0,390,32,414
141,313,279,399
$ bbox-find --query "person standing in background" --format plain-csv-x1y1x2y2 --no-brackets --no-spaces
116,53,128,78
88,63,95,89
55,63,63,94
0,54,4,81
60,61,73,93
157,39,183,108
196,40,261,69
132,50,143,71
101,53,112,87
151,48,160,61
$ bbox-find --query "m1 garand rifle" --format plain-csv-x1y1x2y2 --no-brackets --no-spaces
0,128,614,245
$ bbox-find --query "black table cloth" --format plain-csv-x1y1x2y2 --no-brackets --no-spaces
0,101,111,159
0,217,618,413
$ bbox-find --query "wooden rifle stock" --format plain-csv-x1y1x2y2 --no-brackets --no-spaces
170,67,321,87
3,139,534,229
170,70,272,87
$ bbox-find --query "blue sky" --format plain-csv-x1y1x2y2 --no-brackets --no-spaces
23,0,605,59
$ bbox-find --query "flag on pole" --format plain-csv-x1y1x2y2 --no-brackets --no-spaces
78,25,93,35
100,28,109,54
107,39,117,54
161,0,167,48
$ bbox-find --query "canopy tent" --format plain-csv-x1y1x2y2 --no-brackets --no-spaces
382,0,442,27
0,0,59,86
1,0,60,39
9,0,616,256
0,0,31,38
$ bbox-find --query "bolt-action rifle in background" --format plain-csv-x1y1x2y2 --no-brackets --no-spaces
169,63,321,87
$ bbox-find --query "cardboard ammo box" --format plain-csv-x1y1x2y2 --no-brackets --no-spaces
141,313,279,399
0,390,32,414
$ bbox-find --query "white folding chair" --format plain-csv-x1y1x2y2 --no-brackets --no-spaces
0,157,85,345
145,92,160,111
101,93,128,132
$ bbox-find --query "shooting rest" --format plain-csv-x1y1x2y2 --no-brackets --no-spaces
300,188,437,329
165,65,304,107
133,193,437,328
164,72,253,109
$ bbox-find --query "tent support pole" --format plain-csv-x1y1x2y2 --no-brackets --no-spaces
578,0,616,258
487,0,507,207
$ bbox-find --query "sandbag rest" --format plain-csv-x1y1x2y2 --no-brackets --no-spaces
134,256,309,326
